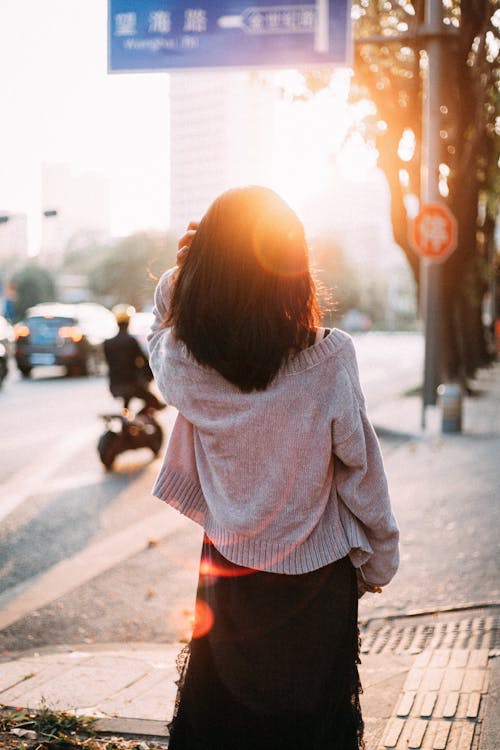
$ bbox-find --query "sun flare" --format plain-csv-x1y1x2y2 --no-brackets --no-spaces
270,72,378,217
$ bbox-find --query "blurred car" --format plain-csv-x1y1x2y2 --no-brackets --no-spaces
14,302,118,377
339,309,372,333
128,310,154,355
0,315,14,387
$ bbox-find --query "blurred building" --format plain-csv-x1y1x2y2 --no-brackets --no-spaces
0,212,28,263
169,71,275,232
304,169,418,328
39,163,111,266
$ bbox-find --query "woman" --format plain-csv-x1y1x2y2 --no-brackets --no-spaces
148,186,399,750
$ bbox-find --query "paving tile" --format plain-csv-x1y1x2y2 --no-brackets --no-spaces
420,692,437,718
429,651,450,669
414,651,433,669
408,718,429,748
461,669,486,693
442,691,460,719
441,626,460,650
481,668,490,694
0,661,79,705
94,668,174,709
396,691,416,717
431,721,451,750
440,668,465,693
449,650,470,669
427,627,448,652
433,692,447,719
97,675,177,721
371,626,393,654
440,722,461,750
465,692,481,719
420,668,444,692
455,693,472,720
372,629,495,750
382,717,406,748
8,659,149,710
467,649,489,669
0,659,44,693
404,668,424,692
456,721,475,750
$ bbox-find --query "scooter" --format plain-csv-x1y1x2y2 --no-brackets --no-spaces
97,403,164,470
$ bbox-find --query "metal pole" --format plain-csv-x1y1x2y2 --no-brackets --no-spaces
420,0,444,428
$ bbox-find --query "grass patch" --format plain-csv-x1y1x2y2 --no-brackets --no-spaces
0,703,168,749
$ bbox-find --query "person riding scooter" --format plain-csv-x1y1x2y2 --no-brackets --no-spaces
104,304,165,413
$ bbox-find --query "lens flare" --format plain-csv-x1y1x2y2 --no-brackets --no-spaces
251,228,309,279
199,556,255,580
192,598,214,639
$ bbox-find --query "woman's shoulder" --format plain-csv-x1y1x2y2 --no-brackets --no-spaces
281,327,356,377
319,327,356,358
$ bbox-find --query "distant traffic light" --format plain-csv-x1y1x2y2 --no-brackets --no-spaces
43,210,58,218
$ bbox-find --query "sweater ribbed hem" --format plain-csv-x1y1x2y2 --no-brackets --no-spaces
152,467,374,575
152,468,206,525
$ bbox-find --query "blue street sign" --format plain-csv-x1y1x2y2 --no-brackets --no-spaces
108,1,351,72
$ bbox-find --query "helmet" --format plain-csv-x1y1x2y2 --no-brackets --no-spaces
112,304,135,325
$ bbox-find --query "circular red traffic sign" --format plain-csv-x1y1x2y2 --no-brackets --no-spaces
410,202,458,262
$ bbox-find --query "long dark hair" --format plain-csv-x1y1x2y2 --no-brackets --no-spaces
168,186,320,392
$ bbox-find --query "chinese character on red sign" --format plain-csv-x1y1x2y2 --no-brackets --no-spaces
410,203,458,262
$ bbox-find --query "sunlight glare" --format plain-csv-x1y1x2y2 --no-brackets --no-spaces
398,128,416,162
336,134,378,181
271,69,376,213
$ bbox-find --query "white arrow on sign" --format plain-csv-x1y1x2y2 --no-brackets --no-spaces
218,1,329,52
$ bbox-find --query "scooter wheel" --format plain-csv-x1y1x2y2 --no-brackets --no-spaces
98,431,119,470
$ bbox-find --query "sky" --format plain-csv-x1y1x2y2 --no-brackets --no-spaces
1,0,171,247
0,1,385,256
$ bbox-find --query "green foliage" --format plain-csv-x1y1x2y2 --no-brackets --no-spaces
350,0,499,377
0,702,169,748
61,242,113,276
86,231,177,309
12,264,58,321
286,0,498,377
310,235,363,320
0,702,95,745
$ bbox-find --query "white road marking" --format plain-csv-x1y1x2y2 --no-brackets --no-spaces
0,426,98,525
0,503,188,631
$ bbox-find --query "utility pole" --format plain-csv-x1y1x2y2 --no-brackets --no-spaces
420,0,444,428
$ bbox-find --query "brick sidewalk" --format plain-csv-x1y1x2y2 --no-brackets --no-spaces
378,648,490,749
1,363,498,747
1,606,498,748
360,606,499,750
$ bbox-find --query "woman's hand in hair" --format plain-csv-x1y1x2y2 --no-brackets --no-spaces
177,221,199,266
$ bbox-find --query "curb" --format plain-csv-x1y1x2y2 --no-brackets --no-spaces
93,717,169,741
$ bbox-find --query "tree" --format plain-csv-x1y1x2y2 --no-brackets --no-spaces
12,265,57,321
309,235,364,321
350,0,499,385
296,0,498,385
87,231,177,309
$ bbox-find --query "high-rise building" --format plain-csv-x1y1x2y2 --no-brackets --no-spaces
169,71,275,232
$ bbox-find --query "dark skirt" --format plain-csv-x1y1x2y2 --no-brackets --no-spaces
168,536,364,750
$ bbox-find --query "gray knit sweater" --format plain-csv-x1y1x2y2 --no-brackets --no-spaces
148,269,399,585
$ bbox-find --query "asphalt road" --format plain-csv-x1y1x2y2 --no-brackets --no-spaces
5,331,494,653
